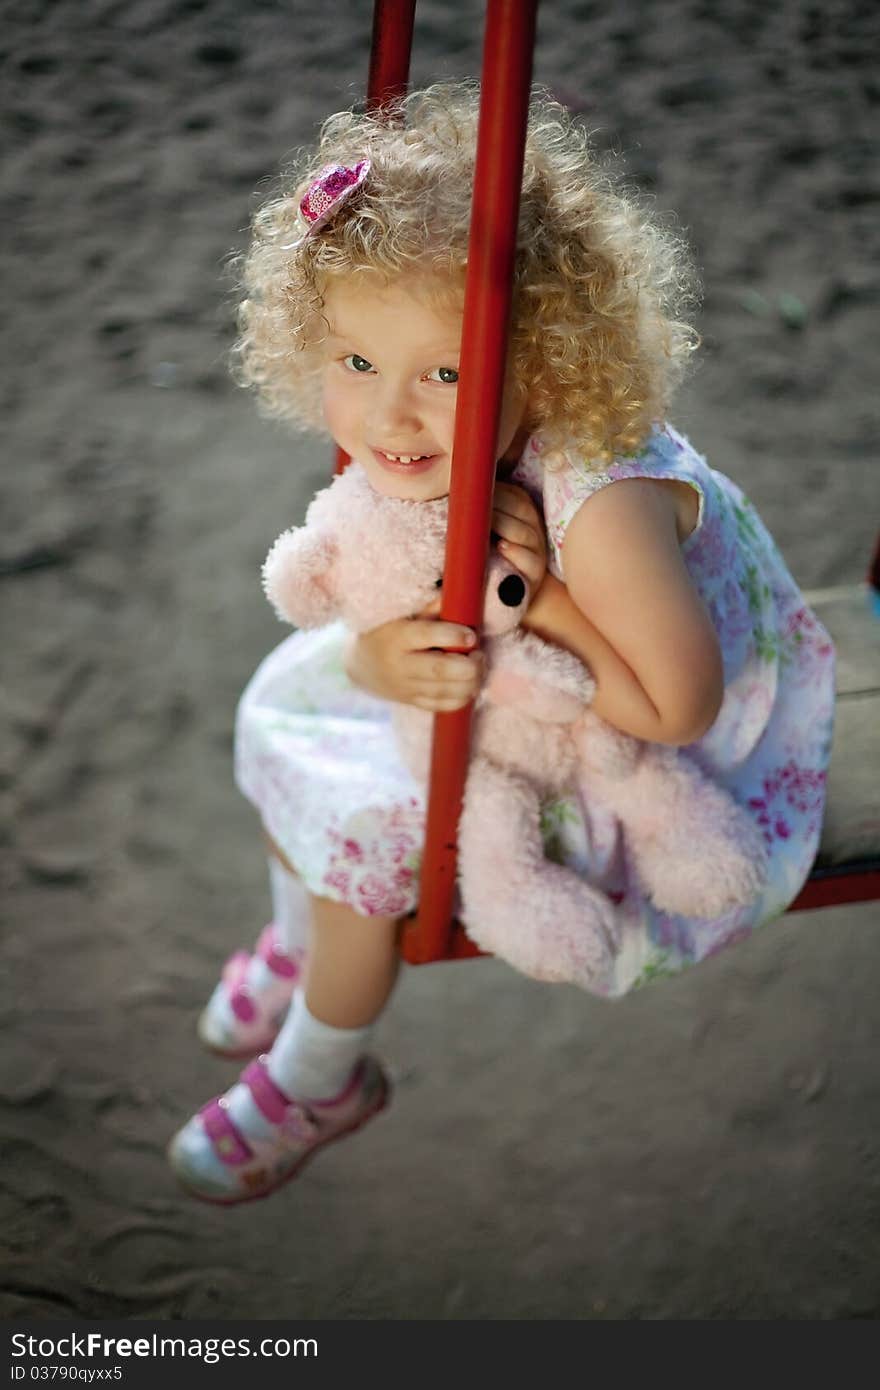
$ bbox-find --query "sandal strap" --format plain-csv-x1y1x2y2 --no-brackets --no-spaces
222,950,258,1022
229,989,257,1024
220,927,301,1026
255,924,301,980
200,1099,253,1166
221,949,250,992
311,1058,366,1110
242,1057,300,1126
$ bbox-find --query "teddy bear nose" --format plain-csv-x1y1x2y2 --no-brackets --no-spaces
498,573,526,608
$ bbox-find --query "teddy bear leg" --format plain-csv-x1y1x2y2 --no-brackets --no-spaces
457,757,620,994
584,747,768,918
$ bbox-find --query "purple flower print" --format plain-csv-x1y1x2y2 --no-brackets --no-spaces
717,576,754,649
687,513,732,581
747,761,827,845
780,605,835,683
779,761,827,816
606,460,645,485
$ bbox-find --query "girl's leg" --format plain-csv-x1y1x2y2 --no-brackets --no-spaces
305,893,400,1026
168,893,399,1202
197,832,310,1057
265,894,399,1100
266,842,310,955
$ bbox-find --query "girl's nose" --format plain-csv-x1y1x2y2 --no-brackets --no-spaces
369,381,420,436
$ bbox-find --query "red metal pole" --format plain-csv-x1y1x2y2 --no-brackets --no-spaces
367,0,417,113
336,0,417,476
403,0,538,962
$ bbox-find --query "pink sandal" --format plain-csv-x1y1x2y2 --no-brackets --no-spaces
197,924,304,1059
168,1054,390,1204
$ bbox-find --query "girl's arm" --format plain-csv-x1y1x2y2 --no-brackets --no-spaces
523,479,723,746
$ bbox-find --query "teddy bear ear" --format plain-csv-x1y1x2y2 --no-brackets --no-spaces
262,526,339,628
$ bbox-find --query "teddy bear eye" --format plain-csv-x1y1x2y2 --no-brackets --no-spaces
434,576,443,588
498,574,526,607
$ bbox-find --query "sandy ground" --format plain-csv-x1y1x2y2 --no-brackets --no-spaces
2,0,879,1320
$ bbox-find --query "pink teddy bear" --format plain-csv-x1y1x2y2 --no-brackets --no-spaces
263,464,767,994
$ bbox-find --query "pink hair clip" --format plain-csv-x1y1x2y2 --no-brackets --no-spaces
281,159,371,250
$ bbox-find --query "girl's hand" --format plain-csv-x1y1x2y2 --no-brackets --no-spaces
344,608,484,712
492,482,547,591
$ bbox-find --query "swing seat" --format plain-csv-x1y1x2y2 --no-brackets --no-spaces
789,580,880,910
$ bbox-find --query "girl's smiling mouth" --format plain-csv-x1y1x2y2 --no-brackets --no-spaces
370,447,441,474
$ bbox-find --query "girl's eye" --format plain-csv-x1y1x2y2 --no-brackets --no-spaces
343,354,374,373
426,366,459,385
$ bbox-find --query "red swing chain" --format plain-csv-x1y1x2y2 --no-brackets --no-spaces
335,0,539,961
402,0,539,963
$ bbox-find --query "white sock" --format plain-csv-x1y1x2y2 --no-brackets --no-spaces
224,991,373,1139
228,857,309,1006
268,990,372,1100
267,855,309,954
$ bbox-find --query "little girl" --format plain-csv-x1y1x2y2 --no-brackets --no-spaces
168,84,835,1204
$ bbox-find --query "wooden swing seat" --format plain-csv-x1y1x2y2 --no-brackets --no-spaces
787,581,880,911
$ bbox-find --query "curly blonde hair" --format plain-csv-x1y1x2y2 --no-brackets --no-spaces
234,82,699,464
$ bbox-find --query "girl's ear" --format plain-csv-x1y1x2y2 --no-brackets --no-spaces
262,526,340,629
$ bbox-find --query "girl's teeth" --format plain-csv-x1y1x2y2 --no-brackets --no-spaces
383,452,428,463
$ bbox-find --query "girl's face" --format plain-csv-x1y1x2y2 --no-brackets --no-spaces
320,276,527,501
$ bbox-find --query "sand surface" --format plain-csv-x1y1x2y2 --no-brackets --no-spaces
2,0,879,1320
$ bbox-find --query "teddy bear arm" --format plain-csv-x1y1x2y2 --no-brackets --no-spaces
483,667,586,723
458,755,619,992
262,526,341,628
483,632,594,724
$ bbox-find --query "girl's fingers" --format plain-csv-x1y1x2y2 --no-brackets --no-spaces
407,656,483,699
405,619,478,653
414,671,482,701
493,485,544,529
497,539,542,578
411,695,472,717
492,490,545,543
413,651,483,683
492,511,542,550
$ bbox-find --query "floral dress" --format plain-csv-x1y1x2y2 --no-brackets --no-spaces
234,425,835,996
